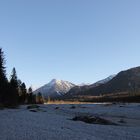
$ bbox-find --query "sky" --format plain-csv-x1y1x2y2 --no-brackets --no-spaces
0,0,140,89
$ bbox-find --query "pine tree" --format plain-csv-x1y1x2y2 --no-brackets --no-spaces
27,87,36,104
36,92,44,104
27,87,33,104
0,48,7,80
9,68,19,106
0,48,8,104
19,82,27,104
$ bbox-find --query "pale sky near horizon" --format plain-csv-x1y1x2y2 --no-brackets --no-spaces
0,0,140,89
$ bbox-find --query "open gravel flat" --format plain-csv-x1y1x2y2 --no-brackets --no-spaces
0,103,140,140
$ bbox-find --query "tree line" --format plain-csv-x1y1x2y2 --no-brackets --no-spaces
0,48,43,107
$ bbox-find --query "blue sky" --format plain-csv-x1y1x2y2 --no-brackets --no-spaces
0,0,140,89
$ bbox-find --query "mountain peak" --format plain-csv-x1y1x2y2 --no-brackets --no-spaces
49,79,66,86
34,79,76,98
50,79,60,84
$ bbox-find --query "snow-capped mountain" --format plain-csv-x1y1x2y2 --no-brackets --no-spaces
77,75,115,87
93,75,116,86
34,79,76,98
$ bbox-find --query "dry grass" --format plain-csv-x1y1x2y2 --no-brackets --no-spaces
45,100,90,105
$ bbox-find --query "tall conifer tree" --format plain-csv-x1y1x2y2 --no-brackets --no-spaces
0,48,7,104
9,68,19,106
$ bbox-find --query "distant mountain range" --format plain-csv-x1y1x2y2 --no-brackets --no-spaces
34,66,140,99
34,75,115,98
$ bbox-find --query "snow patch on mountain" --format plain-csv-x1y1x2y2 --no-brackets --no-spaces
78,75,116,87
78,83,91,86
94,75,116,85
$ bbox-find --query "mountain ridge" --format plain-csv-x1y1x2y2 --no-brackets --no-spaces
34,66,140,100
34,75,116,99
75,66,140,96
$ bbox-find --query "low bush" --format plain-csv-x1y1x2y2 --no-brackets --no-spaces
27,104,40,109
